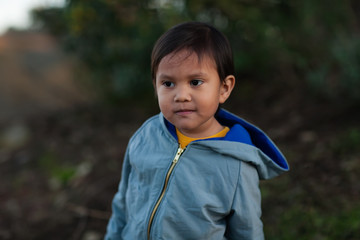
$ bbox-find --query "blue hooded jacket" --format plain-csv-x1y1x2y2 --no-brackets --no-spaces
105,109,289,240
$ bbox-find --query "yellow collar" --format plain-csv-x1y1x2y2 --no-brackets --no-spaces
176,127,230,148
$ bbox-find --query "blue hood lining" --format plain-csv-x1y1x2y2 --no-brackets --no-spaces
216,109,288,170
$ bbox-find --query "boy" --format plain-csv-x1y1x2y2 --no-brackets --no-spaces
105,22,289,240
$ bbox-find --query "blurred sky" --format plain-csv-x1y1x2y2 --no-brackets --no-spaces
0,0,65,35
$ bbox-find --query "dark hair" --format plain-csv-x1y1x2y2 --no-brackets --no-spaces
151,22,234,82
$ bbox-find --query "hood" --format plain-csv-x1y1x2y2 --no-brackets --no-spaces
163,108,289,180
214,109,289,179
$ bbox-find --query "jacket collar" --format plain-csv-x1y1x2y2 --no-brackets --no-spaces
160,108,289,174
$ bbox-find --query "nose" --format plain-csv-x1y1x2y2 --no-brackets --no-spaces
174,85,191,102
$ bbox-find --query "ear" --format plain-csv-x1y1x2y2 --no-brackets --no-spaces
219,75,235,104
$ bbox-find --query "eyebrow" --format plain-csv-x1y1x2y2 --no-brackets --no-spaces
157,74,174,80
157,72,209,80
188,72,209,79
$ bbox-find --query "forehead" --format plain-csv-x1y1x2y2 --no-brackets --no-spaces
158,49,216,71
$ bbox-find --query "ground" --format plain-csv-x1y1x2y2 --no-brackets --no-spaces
0,83,359,239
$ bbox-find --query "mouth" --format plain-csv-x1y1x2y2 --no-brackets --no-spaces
175,109,195,116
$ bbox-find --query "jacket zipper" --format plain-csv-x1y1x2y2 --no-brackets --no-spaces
147,146,185,240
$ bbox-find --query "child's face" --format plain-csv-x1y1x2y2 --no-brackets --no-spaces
155,49,234,138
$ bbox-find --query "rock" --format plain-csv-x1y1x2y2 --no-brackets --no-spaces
0,122,30,150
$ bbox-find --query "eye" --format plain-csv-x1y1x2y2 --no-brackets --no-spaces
190,79,203,86
162,81,174,87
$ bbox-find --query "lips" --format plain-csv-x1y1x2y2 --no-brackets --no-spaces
175,109,195,116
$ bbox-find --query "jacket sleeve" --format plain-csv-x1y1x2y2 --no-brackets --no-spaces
225,161,264,240
104,147,131,240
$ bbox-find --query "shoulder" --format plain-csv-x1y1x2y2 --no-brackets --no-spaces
129,114,160,140
135,114,161,133
128,113,173,148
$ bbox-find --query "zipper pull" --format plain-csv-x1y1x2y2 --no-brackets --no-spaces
173,146,184,163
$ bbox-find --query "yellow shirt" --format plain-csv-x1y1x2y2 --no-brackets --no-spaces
176,127,230,148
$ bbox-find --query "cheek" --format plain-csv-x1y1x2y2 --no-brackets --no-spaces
199,89,220,106
157,92,170,111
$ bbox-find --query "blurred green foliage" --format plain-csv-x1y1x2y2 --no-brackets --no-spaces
333,127,360,156
264,204,360,240
31,0,360,102
38,151,76,186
